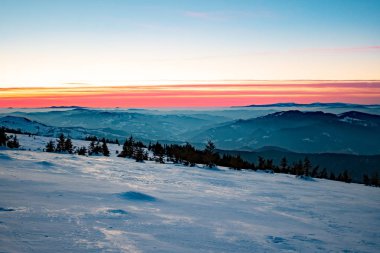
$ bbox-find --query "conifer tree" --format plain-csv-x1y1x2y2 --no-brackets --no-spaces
45,140,55,152
293,160,303,176
152,141,164,157
119,136,135,158
101,138,110,156
143,150,149,160
88,140,98,155
258,156,265,170
303,157,312,177
7,135,20,149
204,140,216,168
265,159,274,170
311,166,320,178
56,133,66,152
342,170,351,183
64,138,73,154
77,146,87,156
0,127,6,146
280,157,288,173
134,146,144,162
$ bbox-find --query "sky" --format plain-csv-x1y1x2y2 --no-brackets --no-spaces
1,0,380,107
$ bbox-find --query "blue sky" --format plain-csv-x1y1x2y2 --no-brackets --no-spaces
1,0,380,86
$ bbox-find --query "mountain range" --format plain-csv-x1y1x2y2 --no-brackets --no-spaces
191,110,380,154
239,102,380,108
1,107,380,155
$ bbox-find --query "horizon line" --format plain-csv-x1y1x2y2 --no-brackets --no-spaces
2,101,380,110
2,79,380,88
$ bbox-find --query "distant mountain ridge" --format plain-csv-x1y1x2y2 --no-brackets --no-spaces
1,109,380,155
0,109,229,142
0,115,125,140
191,110,380,155
238,102,380,108
48,106,87,109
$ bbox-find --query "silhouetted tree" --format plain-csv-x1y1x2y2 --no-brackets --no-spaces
311,166,320,178
280,157,288,173
152,141,164,157
77,146,87,156
294,160,304,176
88,140,96,155
101,138,110,156
88,140,102,155
119,136,135,158
6,135,20,149
303,157,312,177
342,170,352,183
204,140,217,168
258,156,265,170
56,134,66,152
265,159,274,171
134,146,144,162
0,127,6,146
64,138,73,154
45,140,55,152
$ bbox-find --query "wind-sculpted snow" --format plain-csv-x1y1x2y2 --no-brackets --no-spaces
119,191,157,202
0,147,379,252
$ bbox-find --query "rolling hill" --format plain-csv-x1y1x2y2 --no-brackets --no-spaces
190,110,380,155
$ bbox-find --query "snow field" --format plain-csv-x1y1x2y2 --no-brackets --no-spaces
0,134,379,252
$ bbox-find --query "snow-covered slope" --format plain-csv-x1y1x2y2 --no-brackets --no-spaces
0,135,379,252
0,115,128,140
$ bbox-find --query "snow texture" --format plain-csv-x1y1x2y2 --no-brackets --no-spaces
0,135,379,252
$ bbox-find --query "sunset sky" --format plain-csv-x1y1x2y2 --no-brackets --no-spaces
1,0,380,107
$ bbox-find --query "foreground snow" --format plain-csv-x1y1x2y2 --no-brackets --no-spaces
0,148,379,252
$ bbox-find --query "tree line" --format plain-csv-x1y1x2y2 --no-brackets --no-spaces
84,135,120,145
45,133,110,156
117,136,148,162
2,127,377,187
42,134,380,187
0,127,20,149
147,140,360,184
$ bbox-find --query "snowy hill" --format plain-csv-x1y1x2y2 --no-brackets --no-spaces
0,115,130,141
191,110,380,154
2,108,229,141
2,109,380,154
0,135,379,252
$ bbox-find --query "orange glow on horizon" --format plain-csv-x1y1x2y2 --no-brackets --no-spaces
1,81,379,108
